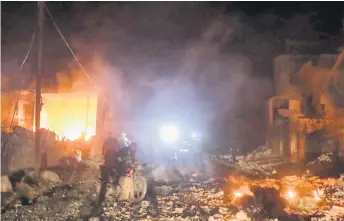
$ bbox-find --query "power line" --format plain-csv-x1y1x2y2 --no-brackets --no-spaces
8,31,36,133
2,31,36,156
43,4,99,92
44,4,113,141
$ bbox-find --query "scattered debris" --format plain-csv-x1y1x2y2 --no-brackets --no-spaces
2,160,344,221
235,211,250,220
40,170,61,184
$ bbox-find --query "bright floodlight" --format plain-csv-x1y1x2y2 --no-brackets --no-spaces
192,132,200,140
160,125,179,143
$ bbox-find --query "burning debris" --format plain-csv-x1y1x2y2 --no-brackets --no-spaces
2,160,344,221
223,175,344,220
209,144,344,220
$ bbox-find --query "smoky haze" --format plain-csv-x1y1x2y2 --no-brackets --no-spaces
2,2,343,153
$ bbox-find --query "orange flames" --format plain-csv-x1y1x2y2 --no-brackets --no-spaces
38,92,98,141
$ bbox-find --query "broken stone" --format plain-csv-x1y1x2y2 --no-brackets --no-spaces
329,205,344,215
1,175,13,192
174,207,184,213
208,216,215,221
79,205,93,216
66,190,79,198
214,190,224,198
15,181,36,201
40,170,60,183
235,211,249,220
219,207,228,214
141,200,150,207
1,192,16,209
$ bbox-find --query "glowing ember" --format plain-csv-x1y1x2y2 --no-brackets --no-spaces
286,189,297,200
233,191,243,198
313,190,321,201
37,92,97,141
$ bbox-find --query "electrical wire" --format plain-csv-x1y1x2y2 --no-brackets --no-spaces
44,3,111,131
8,31,36,133
43,4,99,92
2,31,36,156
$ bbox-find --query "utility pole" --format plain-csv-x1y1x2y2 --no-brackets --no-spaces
35,1,44,176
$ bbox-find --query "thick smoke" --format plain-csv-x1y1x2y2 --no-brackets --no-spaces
1,3,273,153
6,2,340,153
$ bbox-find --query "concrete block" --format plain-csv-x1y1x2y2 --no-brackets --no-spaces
40,170,60,183
1,175,12,192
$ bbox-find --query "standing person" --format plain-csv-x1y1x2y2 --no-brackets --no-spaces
118,132,131,149
102,132,119,167
101,132,120,183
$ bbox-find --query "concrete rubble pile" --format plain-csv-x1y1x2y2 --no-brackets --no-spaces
212,145,286,178
306,153,344,177
210,145,344,220
0,165,254,221
225,174,344,220
215,144,272,162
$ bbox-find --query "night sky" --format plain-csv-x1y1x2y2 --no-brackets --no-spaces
2,2,343,80
2,2,344,36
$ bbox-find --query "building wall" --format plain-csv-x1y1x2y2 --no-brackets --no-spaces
273,53,344,158
1,126,64,174
1,91,35,132
274,54,339,95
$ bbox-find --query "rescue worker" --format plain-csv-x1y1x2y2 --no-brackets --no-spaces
118,132,131,149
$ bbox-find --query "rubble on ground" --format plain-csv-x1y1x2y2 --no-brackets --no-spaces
212,146,287,178
149,165,184,183
306,153,344,177
246,145,272,159
227,175,344,220
2,158,344,221
40,170,61,184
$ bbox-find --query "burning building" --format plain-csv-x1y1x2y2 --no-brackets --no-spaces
1,69,113,147
39,91,98,141
2,90,98,141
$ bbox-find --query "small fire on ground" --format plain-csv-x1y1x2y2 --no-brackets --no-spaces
226,175,343,215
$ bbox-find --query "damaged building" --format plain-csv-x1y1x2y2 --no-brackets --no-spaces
1,72,113,173
268,43,344,162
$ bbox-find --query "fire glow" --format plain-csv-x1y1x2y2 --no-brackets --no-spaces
233,191,243,199
232,185,254,200
286,189,297,200
37,92,98,141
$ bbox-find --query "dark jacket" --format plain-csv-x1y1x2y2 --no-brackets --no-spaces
102,138,120,167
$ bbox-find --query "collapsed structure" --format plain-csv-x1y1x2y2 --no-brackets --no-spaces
268,51,344,162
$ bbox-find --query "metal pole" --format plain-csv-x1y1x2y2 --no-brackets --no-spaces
35,1,44,175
